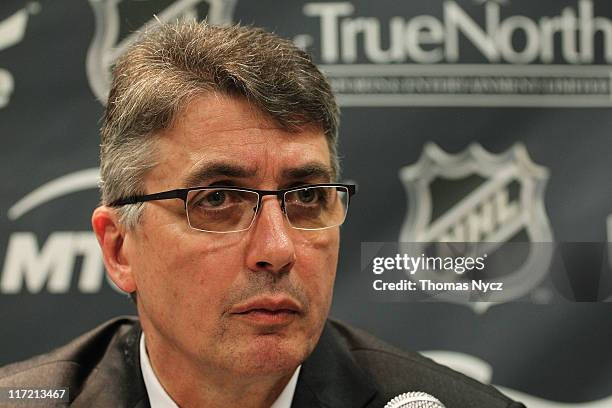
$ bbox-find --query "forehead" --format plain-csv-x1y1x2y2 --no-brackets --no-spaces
147,94,332,190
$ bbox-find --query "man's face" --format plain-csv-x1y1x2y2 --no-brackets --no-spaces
122,94,339,376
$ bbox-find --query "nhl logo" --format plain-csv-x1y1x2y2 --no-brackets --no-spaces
86,0,238,104
0,7,32,109
399,143,554,312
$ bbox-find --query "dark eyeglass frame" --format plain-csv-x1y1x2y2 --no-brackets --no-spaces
109,183,357,233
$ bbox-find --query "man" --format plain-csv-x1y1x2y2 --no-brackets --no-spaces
0,22,525,408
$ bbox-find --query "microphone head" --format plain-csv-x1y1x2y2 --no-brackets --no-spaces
384,391,446,408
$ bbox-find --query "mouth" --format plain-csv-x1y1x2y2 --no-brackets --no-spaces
230,296,302,326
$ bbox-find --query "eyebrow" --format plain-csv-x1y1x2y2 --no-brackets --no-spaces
281,163,334,182
183,162,256,187
182,161,334,188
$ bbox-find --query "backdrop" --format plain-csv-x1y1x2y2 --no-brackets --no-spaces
1,1,612,406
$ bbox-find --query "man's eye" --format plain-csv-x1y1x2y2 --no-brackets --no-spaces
191,190,232,208
297,188,318,204
205,190,226,207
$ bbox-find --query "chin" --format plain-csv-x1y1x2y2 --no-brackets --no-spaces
231,335,311,376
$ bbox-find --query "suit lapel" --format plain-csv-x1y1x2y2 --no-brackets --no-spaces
72,321,150,408
72,319,377,408
291,322,378,408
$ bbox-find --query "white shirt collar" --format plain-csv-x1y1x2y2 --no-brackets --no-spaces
139,333,301,408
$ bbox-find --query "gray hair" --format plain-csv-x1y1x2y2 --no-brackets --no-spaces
100,21,340,228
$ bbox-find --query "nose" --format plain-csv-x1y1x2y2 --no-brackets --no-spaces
245,196,296,275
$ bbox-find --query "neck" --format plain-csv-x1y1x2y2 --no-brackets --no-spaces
142,329,297,408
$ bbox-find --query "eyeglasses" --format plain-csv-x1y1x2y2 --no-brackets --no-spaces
109,183,356,233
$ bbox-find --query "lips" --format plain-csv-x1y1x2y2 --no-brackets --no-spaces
229,296,302,327
230,296,302,315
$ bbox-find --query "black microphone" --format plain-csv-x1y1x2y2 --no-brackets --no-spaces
384,391,446,408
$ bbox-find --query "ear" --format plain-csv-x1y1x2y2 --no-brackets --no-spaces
92,206,137,294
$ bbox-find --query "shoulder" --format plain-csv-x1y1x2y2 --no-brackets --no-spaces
0,316,139,389
325,318,525,408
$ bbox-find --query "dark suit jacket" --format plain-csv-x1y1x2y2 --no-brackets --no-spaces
0,317,525,408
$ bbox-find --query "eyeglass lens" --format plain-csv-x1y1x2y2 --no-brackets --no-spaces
284,186,348,230
185,186,348,233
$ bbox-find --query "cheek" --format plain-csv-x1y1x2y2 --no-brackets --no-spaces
294,231,339,304
130,222,248,323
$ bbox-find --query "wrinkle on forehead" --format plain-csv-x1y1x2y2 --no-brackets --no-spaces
181,140,331,189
